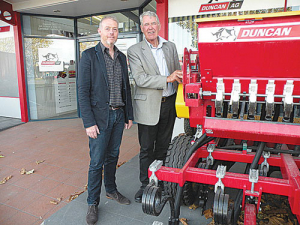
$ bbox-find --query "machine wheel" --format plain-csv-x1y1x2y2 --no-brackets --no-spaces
213,187,233,225
164,134,194,205
142,184,162,216
184,118,196,136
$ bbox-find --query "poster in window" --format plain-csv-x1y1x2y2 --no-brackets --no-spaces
38,48,63,72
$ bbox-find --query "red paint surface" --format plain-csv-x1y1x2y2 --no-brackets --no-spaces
14,12,28,122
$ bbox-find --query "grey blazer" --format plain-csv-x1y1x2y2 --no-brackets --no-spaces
127,40,181,125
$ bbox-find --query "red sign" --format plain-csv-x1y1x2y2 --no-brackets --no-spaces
0,26,10,33
199,2,229,12
237,25,300,39
41,61,56,65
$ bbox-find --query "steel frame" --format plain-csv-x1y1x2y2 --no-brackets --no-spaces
149,145,300,222
150,11,300,225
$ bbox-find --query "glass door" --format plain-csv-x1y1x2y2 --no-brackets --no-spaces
23,15,78,120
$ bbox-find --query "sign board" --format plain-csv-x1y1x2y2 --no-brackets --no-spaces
0,26,10,33
38,48,63,72
169,0,300,17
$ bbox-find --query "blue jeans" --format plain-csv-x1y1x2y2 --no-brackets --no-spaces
87,109,125,205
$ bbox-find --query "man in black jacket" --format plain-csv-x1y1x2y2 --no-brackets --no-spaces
78,16,133,225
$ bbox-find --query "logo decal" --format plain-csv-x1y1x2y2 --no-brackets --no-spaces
212,27,236,41
199,0,243,13
41,53,61,65
237,26,297,39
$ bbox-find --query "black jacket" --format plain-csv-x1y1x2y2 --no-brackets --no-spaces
78,42,133,129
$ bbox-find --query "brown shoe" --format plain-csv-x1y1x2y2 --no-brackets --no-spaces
106,191,131,205
86,205,98,225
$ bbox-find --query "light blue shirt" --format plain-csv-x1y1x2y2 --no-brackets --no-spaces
145,36,175,97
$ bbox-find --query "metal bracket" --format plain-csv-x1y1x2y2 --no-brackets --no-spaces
248,80,258,118
249,169,259,194
230,79,241,117
149,160,163,186
194,124,203,141
215,78,225,117
260,151,270,176
206,144,215,166
215,165,226,194
265,80,275,120
283,80,294,121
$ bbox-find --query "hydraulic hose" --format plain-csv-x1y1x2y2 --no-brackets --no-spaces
250,142,265,170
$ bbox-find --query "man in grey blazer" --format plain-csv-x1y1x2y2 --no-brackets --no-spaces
127,11,182,203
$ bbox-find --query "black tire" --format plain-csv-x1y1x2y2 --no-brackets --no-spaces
164,134,195,205
184,118,196,136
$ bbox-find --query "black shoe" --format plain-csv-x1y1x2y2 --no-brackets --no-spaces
134,188,144,203
86,205,98,225
106,191,131,205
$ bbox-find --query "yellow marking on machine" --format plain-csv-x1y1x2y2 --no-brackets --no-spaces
175,83,189,119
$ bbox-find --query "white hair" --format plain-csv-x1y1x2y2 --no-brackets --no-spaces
140,11,160,25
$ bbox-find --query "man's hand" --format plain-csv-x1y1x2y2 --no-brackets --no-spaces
167,70,183,83
86,125,100,139
125,120,133,130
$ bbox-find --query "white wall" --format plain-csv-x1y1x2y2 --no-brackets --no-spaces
0,97,21,118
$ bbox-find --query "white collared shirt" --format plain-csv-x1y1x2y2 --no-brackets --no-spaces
145,36,175,97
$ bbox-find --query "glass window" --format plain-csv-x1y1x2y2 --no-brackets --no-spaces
77,10,139,38
24,38,77,120
23,15,74,38
0,21,18,97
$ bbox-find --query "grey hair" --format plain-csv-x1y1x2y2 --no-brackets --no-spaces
99,16,119,29
140,11,160,25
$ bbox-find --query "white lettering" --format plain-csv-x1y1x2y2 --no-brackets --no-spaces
202,4,226,11
241,30,250,37
282,27,292,35
266,28,275,36
249,29,258,37
257,29,266,37
240,27,293,38
273,28,281,36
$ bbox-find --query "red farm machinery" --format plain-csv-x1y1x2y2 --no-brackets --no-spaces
141,11,300,225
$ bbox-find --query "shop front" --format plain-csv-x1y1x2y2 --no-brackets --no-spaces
0,0,156,122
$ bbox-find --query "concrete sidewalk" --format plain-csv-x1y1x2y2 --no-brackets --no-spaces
0,118,139,225
43,154,213,225
41,118,214,225
0,116,23,132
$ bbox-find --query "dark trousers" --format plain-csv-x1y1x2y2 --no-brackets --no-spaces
138,94,177,188
87,109,125,205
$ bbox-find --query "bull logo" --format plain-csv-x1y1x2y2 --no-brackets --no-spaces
43,53,59,61
212,27,236,41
